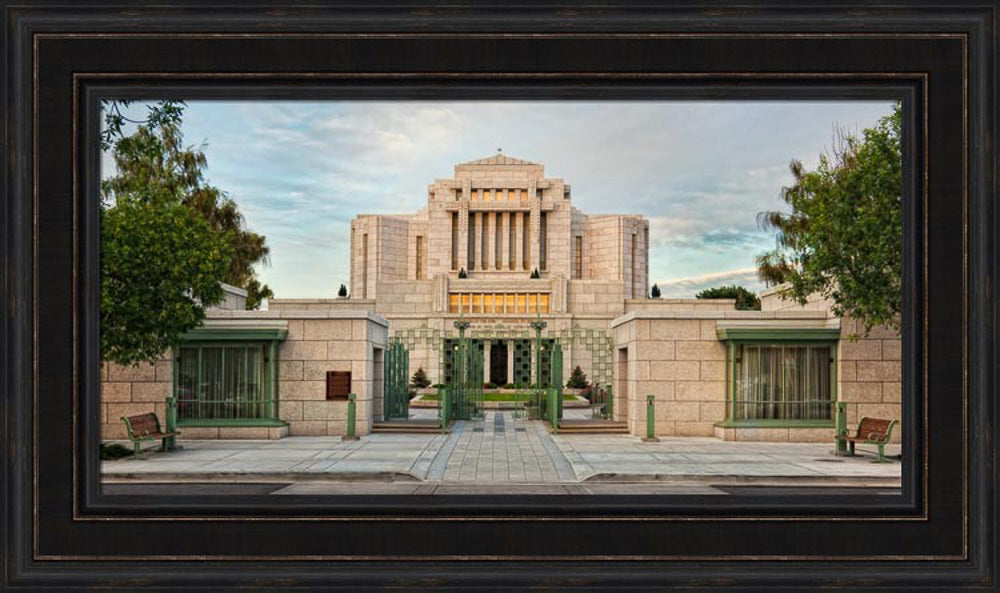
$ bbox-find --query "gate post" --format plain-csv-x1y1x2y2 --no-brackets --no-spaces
642,394,660,442
548,387,559,432
439,386,450,430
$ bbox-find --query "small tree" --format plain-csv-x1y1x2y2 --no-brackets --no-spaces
458,268,468,278
566,365,589,389
411,367,431,389
337,283,348,297
650,284,661,298
530,268,540,279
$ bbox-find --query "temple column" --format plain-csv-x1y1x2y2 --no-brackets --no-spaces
507,340,515,385
486,212,496,270
483,341,492,384
515,212,525,271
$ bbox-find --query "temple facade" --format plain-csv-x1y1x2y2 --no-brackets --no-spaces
99,155,902,443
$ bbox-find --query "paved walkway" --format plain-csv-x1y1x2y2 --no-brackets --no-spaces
103,411,901,486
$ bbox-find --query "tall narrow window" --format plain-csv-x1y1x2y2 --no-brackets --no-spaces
538,293,550,313
461,293,471,313
451,213,459,270
415,235,425,280
631,233,637,299
495,213,502,270
508,213,516,269
472,293,483,314
522,212,530,270
362,233,369,299
467,213,476,271
449,294,460,313
481,212,489,270
539,212,548,271
574,236,583,279
505,293,515,313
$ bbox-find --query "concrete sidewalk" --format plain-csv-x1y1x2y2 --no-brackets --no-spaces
102,411,901,486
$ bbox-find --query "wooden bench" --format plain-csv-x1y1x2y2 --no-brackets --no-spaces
839,417,898,463
120,412,179,459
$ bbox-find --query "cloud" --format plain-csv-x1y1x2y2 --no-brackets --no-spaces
102,100,894,298
653,268,765,299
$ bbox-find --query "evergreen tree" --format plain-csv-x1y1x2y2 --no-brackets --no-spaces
411,367,431,389
566,365,590,389
650,284,661,298
338,283,348,297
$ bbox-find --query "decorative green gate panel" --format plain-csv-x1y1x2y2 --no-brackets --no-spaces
445,322,484,421
384,339,409,420
513,340,532,386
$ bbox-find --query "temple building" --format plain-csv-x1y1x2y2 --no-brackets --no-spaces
99,155,902,443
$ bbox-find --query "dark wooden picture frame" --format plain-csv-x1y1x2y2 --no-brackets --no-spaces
1,2,996,591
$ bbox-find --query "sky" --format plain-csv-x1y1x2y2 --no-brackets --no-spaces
101,100,894,300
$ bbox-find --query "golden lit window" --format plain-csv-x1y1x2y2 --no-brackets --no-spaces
483,294,494,314
505,294,515,313
472,293,482,314
538,293,550,313
461,294,470,312
527,294,538,314
516,294,526,314
449,294,460,313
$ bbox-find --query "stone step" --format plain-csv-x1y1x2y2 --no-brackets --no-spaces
556,420,629,434
372,420,444,434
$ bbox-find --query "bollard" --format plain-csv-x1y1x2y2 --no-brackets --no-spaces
164,396,180,451
642,394,660,442
834,401,848,456
343,393,360,441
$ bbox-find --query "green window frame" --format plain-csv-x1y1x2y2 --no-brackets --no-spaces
716,327,839,428
172,327,287,427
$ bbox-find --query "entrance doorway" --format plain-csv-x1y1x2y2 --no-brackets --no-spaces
489,340,508,386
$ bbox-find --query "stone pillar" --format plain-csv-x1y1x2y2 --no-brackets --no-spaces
486,212,496,271
507,340,515,384
483,341,492,384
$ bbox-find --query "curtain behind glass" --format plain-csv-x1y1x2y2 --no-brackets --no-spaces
735,344,831,421
176,344,268,420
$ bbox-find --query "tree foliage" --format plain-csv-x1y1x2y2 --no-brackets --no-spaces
101,199,231,365
650,283,661,298
411,367,431,389
102,113,273,309
566,365,590,389
756,105,902,333
695,285,761,311
338,283,349,297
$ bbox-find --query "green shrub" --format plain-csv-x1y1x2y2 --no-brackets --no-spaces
100,443,133,460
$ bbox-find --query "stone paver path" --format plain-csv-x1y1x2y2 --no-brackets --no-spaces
430,411,576,483
103,411,901,486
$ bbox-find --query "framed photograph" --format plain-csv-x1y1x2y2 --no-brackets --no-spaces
2,2,996,591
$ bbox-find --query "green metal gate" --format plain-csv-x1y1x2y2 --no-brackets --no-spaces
383,339,410,420
439,319,484,424
535,340,564,427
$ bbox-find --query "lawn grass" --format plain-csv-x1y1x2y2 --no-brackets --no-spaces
417,392,579,402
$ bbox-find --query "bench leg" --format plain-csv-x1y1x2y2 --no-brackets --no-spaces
131,440,145,460
871,442,891,463
848,441,855,456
